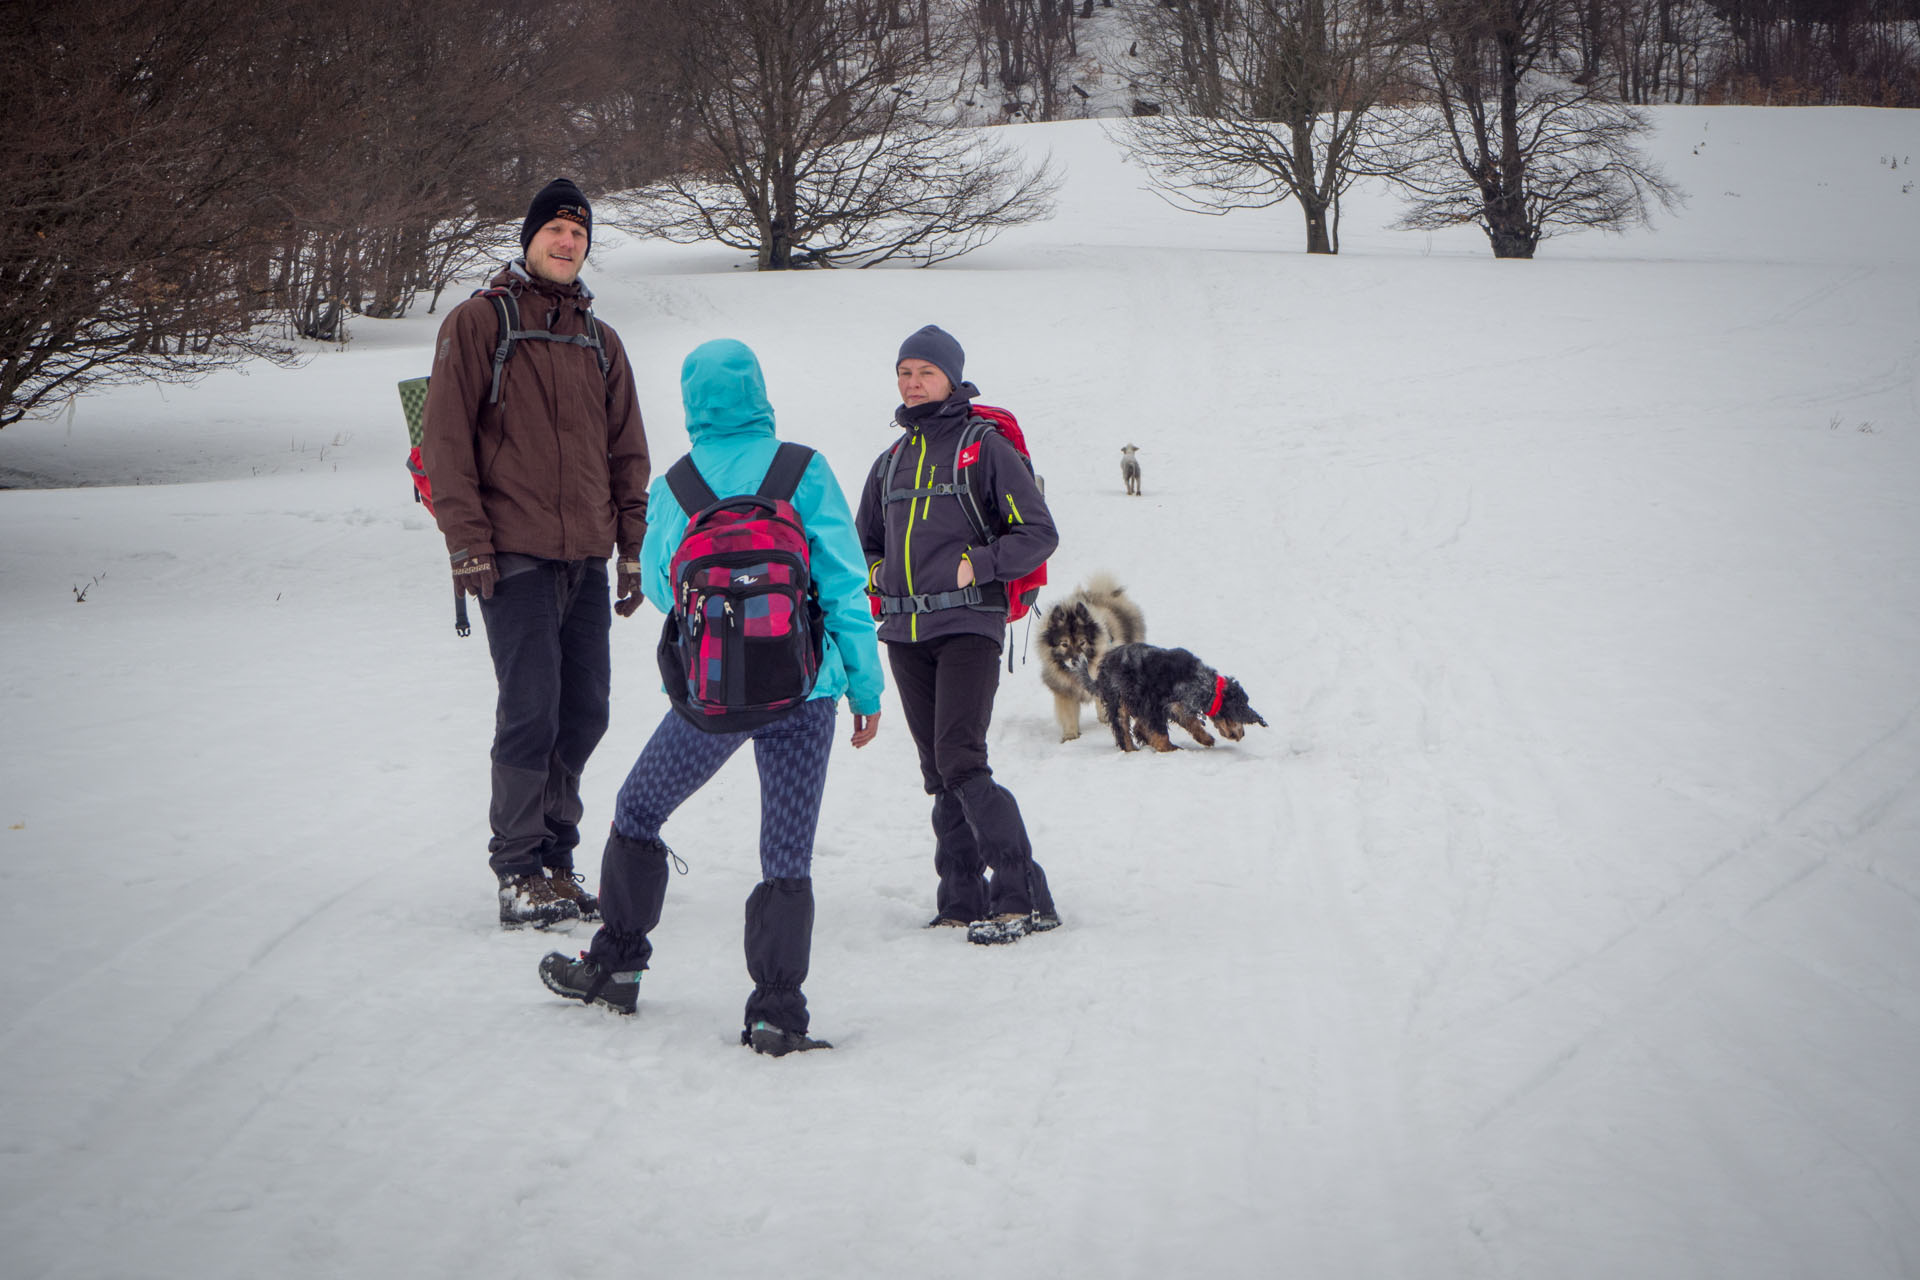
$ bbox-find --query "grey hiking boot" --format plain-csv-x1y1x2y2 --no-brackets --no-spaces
967,911,1049,945
539,951,640,1014
743,1020,832,1056
499,873,581,930
546,868,600,921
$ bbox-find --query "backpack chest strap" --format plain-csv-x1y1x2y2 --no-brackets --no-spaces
883,480,966,504
481,290,611,404
508,328,604,350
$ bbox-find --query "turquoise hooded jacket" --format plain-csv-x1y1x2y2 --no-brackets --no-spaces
640,339,884,717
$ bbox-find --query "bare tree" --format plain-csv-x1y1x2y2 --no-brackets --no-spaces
1120,0,1420,253
1385,0,1681,257
0,0,297,429
611,0,1057,269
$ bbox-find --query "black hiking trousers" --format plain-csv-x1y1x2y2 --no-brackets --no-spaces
477,557,611,880
887,633,1055,922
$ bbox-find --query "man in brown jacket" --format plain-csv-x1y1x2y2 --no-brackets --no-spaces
421,178,651,929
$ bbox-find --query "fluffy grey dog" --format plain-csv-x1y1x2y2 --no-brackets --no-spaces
1037,573,1146,741
1120,444,1141,496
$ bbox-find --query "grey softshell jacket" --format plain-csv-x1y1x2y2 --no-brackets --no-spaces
854,387,1058,646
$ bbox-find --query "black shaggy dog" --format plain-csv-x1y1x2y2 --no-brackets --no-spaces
1086,643,1267,753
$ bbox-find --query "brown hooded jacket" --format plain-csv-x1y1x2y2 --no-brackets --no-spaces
420,262,649,564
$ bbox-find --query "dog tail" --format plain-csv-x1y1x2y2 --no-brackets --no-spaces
1083,570,1126,599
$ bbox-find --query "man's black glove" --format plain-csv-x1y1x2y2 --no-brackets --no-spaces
615,557,642,618
451,550,497,600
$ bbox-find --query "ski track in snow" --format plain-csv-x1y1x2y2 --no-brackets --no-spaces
2,108,1919,1279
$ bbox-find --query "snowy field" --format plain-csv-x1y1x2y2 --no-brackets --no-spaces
3,107,1918,1279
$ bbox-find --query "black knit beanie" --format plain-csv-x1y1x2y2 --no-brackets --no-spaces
896,325,965,392
521,178,592,253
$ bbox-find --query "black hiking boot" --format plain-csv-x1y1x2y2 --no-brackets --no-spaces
499,873,581,930
743,1020,832,1057
546,868,600,921
538,951,639,1014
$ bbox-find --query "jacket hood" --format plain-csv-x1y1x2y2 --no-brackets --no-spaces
681,338,776,445
895,380,980,430
492,260,593,307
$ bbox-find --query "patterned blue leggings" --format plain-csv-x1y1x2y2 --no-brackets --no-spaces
612,697,836,881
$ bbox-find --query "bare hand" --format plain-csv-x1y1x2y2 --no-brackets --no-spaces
956,557,975,589
850,710,881,748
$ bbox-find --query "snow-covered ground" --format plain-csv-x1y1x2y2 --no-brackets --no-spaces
3,107,1917,1280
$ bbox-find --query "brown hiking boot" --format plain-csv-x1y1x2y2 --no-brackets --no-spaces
546,868,600,921
498,872,581,930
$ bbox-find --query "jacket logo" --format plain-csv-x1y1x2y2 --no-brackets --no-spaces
735,573,760,585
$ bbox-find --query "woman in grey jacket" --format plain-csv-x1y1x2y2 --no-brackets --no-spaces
855,325,1061,945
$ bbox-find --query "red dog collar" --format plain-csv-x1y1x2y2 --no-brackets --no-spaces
1207,675,1228,717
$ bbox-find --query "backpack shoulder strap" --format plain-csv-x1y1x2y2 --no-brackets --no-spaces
583,310,611,379
664,455,719,518
481,290,517,406
880,437,911,506
756,442,815,503
952,418,997,543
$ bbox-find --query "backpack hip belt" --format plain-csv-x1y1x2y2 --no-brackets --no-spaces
875,584,986,615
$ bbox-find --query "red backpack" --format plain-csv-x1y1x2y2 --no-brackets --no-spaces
875,403,1049,624
963,405,1048,622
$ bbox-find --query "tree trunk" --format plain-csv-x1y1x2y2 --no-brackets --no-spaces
1486,221,1539,257
1302,197,1335,254
1488,21,1537,259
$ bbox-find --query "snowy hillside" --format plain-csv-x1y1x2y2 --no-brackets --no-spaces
2,108,1918,1280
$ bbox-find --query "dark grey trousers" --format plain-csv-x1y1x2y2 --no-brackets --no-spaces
477,558,611,879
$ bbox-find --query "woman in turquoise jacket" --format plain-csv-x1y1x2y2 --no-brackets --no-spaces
540,339,882,1057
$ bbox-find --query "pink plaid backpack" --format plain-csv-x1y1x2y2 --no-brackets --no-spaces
656,442,825,732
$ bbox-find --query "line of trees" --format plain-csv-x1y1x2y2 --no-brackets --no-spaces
5,0,1911,428
1,0,677,429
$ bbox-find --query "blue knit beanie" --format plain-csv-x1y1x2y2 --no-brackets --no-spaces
896,325,965,392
